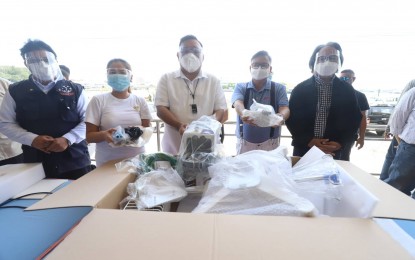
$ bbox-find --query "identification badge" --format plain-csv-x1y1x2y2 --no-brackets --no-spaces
191,104,198,114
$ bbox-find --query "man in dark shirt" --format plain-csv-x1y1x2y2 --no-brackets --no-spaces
339,69,370,161
286,42,362,160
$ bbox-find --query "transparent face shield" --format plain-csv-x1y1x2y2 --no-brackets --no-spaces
313,48,341,77
25,51,62,82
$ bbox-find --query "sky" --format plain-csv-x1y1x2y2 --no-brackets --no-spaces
1,0,414,92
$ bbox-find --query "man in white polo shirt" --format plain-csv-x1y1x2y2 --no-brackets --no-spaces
155,35,227,155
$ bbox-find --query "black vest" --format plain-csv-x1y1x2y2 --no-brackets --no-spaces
9,77,91,177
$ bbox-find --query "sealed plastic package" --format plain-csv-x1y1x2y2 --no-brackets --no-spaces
111,125,153,147
241,99,283,127
177,116,223,187
192,147,317,217
115,152,177,174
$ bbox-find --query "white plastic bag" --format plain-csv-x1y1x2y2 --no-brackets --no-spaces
242,99,283,127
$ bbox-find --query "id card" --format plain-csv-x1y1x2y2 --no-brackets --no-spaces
191,104,197,114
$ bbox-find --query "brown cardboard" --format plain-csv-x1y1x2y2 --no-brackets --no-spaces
46,209,413,260
26,160,135,210
336,160,415,220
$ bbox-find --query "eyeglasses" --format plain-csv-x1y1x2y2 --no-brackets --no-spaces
340,76,350,82
179,47,202,55
251,63,270,69
316,55,338,63
25,57,51,64
107,68,131,75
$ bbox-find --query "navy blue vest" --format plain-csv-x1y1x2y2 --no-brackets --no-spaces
9,77,91,177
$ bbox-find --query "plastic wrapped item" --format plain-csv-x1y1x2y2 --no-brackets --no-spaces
192,147,317,217
111,125,153,147
241,99,284,127
290,153,342,215
120,168,187,210
177,116,223,187
115,152,177,174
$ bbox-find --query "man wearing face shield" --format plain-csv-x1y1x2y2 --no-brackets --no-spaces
285,42,362,160
155,35,227,155
232,51,290,154
0,39,94,179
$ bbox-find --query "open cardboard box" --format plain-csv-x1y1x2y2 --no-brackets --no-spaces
24,156,415,259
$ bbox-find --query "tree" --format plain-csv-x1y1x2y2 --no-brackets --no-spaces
0,66,30,83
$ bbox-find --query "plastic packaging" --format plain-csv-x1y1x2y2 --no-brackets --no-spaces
241,99,284,127
120,168,187,210
177,116,223,187
115,152,177,174
192,147,317,217
111,125,153,147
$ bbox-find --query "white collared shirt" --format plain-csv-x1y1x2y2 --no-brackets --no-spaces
390,87,415,144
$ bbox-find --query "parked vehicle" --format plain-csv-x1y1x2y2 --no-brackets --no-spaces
366,105,394,136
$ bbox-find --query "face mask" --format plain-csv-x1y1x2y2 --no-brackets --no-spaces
314,61,338,76
180,53,201,73
28,61,60,82
251,68,270,80
107,74,130,92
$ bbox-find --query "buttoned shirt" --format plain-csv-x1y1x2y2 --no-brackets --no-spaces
390,87,415,144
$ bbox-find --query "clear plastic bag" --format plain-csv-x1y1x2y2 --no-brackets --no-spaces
290,154,342,215
192,147,317,217
110,125,153,147
120,168,187,210
177,116,223,187
242,99,284,127
115,152,177,174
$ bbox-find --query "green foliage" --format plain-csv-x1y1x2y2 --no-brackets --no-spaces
0,66,30,83
222,82,236,90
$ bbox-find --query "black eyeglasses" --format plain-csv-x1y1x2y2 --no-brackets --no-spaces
251,63,270,69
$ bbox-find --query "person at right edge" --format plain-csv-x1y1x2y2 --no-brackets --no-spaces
285,42,361,160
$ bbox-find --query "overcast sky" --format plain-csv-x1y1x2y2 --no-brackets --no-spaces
1,0,414,91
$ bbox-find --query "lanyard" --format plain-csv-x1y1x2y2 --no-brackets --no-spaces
183,79,200,104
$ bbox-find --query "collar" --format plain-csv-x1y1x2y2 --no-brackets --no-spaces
248,78,271,91
31,74,64,93
314,73,335,85
174,70,207,81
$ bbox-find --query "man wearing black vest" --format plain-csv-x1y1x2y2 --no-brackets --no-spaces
232,50,290,154
0,39,94,179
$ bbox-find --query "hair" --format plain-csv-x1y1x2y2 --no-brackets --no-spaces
341,69,355,76
179,35,203,48
106,58,132,70
251,50,272,63
59,65,70,79
308,42,344,72
20,39,57,60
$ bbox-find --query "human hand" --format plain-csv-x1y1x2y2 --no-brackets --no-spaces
179,124,187,135
45,137,70,153
105,128,117,143
308,138,339,155
355,137,364,149
31,135,55,153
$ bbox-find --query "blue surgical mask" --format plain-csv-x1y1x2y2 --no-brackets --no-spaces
107,74,130,92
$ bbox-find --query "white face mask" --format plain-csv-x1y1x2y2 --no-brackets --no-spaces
314,61,338,77
251,68,270,80
28,61,60,82
180,53,201,73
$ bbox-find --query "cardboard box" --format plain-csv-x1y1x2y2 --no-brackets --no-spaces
45,209,413,260
27,159,415,259
0,163,45,204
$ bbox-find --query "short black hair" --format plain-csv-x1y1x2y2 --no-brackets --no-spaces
308,42,344,72
59,65,70,79
340,69,355,75
179,35,203,48
251,50,272,63
106,58,132,70
20,39,57,60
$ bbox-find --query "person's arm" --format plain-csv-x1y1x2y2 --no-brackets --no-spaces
0,90,38,146
86,122,115,144
214,109,225,123
356,111,367,149
156,106,186,134
141,119,151,127
390,89,415,137
277,106,290,124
